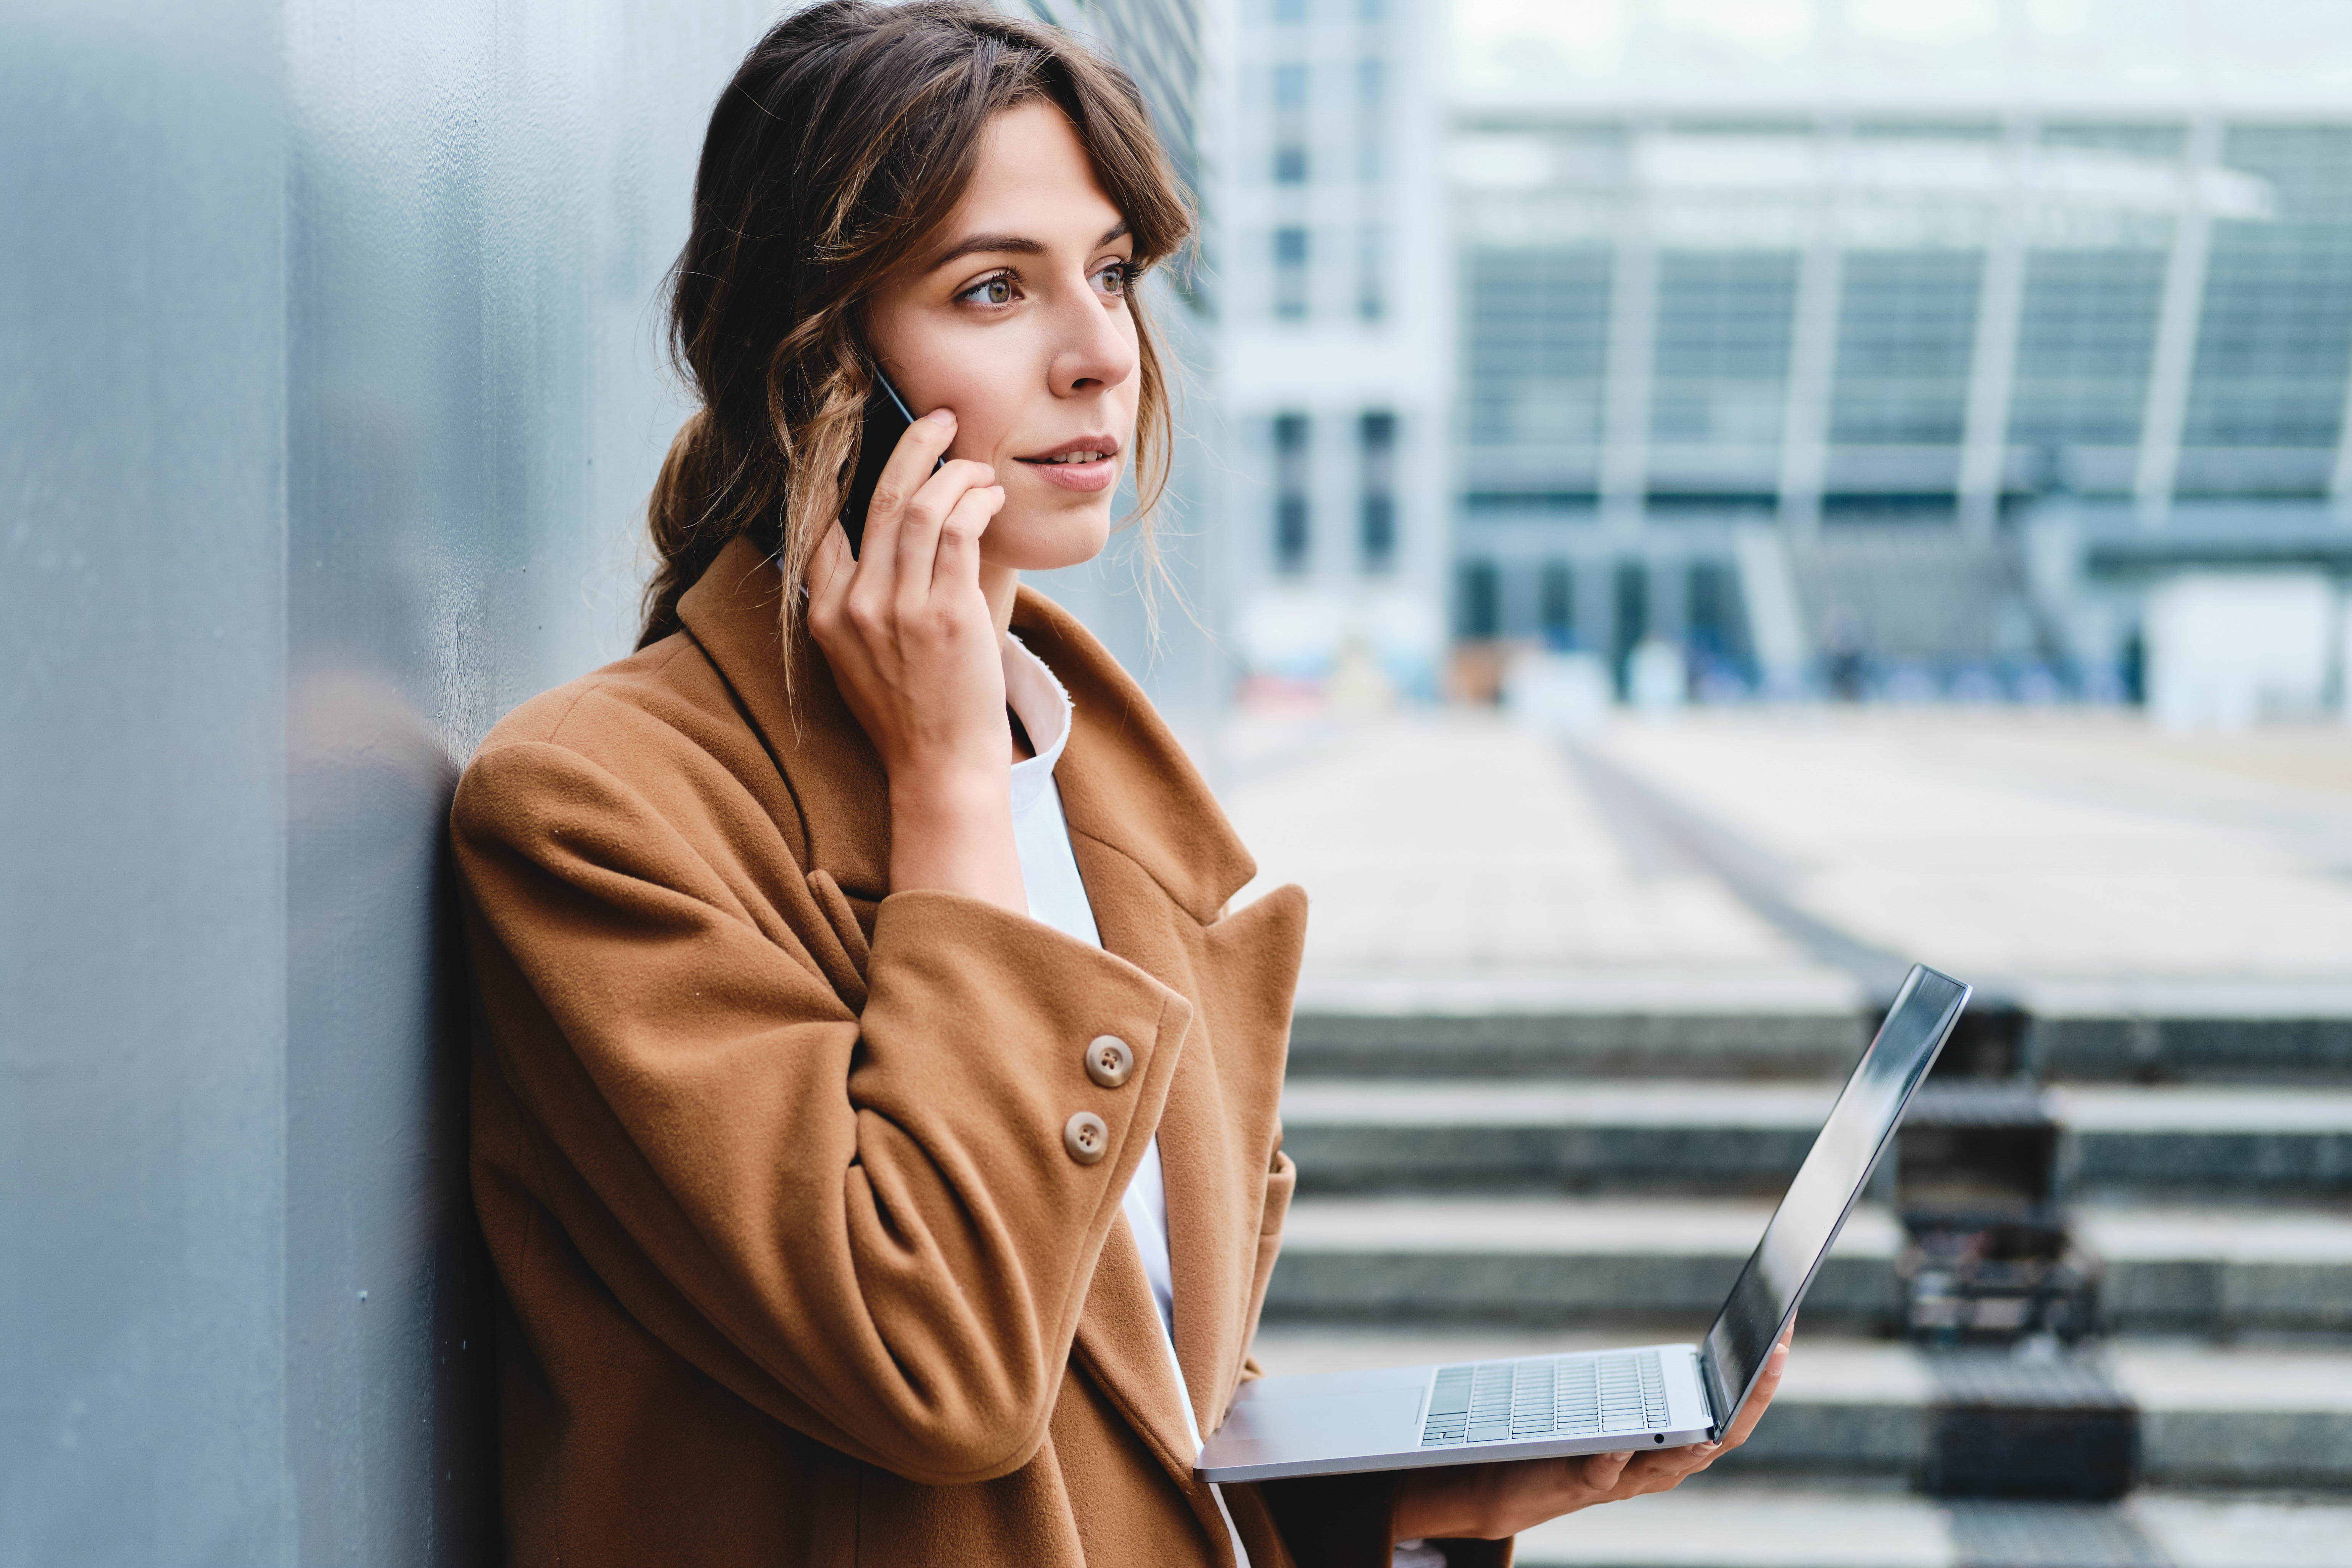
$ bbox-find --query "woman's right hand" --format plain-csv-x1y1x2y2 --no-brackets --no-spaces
807,407,1025,911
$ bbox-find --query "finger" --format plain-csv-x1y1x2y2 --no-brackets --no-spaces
811,516,855,599
1722,1338,1793,1447
1580,1451,1633,1490
931,483,1006,592
861,406,959,565
808,518,859,640
889,460,995,612
908,457,999,526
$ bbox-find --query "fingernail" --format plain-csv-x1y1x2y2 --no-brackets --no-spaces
924,407,954,424
1607,1450,1632,1462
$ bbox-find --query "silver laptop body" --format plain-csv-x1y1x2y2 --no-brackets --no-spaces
1196,965,1971,1484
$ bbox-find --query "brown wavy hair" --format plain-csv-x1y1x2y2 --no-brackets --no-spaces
638,0,1193,652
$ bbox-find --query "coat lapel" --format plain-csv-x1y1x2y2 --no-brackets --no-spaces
1013,594,1270,1454
675,538,891,900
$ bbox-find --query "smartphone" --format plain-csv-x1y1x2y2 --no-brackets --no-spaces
838,369,940,558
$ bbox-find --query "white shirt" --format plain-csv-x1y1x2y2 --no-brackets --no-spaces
1001,633,1252,1568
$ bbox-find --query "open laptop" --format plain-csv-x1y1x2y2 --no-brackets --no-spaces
1195,964,1971,1484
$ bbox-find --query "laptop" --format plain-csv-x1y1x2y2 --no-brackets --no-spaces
1195,964,1971,1484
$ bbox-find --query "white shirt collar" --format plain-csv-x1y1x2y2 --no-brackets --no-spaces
1002,631,1074,811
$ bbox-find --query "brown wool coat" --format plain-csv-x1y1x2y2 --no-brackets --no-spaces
452,538,1512,1568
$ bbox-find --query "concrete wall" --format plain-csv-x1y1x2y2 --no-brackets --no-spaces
0,2,770,1560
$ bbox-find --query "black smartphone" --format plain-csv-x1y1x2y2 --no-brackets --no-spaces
838,369,939,558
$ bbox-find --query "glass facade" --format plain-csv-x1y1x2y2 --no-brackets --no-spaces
1462,247,1613,451
1650,250,1800,447
1458,116,2352,512
1451,108,2352,658
2009,248,2167,453
1828,250,1985,449
2182,127,2352,477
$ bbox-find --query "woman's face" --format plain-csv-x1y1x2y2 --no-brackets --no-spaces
862,101,1140,573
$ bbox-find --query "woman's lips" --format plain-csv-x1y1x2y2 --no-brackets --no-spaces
1015,452,1122,493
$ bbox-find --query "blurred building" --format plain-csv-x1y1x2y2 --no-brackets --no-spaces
1445,0,2352,705
1213,0,1452,699
1020,0,1231,742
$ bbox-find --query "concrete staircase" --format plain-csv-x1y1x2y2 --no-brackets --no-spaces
1257,1007,2352,1567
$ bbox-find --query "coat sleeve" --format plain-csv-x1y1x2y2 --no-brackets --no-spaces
452,737,1190,1487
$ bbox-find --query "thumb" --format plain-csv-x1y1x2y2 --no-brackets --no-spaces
1583,1450,1634,1488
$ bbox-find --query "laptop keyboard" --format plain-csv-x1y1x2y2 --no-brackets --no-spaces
1420,1350,1669,1447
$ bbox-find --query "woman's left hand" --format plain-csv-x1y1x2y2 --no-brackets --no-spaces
1391,1329,1793,1543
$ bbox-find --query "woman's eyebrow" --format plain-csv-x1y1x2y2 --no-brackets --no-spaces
927,222,1132,274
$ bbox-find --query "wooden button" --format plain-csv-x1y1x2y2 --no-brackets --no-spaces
1084,1035,1135,1088
1063,1111,1109,1166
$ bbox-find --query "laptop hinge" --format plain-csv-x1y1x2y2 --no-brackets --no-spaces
1695,1346,1724,1441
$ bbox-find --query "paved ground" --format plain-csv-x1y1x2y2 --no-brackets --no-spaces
1220,708,2352,1011
1219,712,1859,1014
1505,1485,2352,1568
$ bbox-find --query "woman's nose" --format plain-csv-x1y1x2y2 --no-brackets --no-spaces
1047,286,1137,396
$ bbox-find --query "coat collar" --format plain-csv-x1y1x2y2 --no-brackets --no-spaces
674,534,1256,923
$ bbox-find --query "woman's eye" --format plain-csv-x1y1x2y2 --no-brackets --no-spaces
1095,262,1129,297
960,275,1016,307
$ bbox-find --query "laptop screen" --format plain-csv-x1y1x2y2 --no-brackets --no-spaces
1700,965,1970,1426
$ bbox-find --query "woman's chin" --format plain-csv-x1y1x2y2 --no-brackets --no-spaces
985,502,1115,573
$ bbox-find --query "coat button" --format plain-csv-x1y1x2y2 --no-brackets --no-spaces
1063,1111,1109,1166
1084,1035,1134,1088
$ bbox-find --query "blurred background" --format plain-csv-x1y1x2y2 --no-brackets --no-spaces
1197,4,2352,1565
4,0,2349,1563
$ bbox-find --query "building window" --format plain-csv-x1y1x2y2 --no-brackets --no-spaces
2183,126,2352,457
1355,59,1385,182
1359,410,1397,570
1273,413,1311,573
1650,250,1800,445
1539,562,1575,646
1458,560,1501,639
1828,249,1985,447
1273,227,1310,320
2007,246,2166,477
1611,560,1648,693
1356,225,1385,322
1687,560,1740,662
1272,65,1309,185
1463,246,1614,447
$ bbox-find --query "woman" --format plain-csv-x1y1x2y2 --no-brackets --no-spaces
450,5,1784,1565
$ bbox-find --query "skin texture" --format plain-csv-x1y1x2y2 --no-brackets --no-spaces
804,98,1790,1550
808,101,1138,915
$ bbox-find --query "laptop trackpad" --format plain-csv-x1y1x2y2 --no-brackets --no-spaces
1212,1386,1423,1462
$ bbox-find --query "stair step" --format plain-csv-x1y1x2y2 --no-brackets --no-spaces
1280,1080,1838,1194
1502,1484,2352,1568
1288,1007,1867,1081
1266,1198,1900,1331
1268,1197,2352,1339
2028,989,2352,1085
1288,1004,2352,1087
1278,1080,2352,1199
1244,1328,2352,1494
2053,1086,2352,1198
2075,1206,2352,1335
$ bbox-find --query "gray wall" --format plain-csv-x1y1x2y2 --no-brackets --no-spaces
0,2,771,1560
